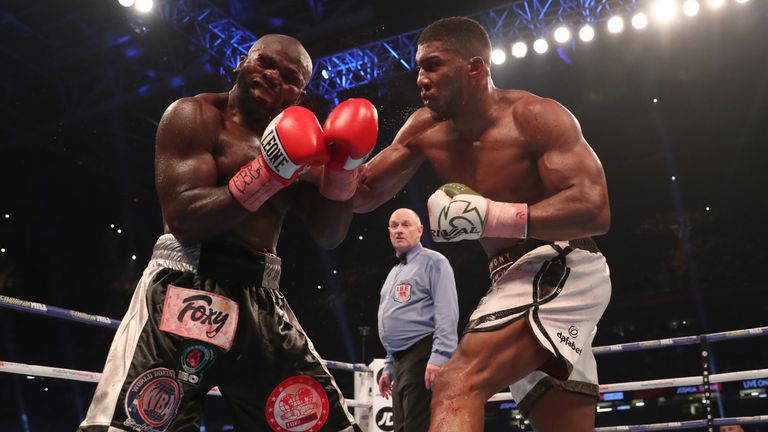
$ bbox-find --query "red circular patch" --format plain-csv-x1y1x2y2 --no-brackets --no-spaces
265,375,330,432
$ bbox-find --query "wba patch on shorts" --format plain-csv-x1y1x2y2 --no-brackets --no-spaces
159,285,239,351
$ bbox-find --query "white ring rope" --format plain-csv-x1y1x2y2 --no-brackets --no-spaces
0,360,372,409
2,295,767,428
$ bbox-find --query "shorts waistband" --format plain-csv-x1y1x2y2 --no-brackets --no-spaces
150,234,282,288
488,238,599,284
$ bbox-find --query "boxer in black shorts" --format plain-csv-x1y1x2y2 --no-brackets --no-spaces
78,33,377,431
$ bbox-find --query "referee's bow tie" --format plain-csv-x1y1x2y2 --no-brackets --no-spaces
393,254,407,266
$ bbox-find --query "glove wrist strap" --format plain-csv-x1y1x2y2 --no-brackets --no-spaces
319,167,360,201
228,155,288,212
484,200,528,239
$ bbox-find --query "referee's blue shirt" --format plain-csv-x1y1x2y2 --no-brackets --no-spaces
378,242,459,376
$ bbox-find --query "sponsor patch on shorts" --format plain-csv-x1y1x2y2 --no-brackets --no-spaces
265,375,330,432
159,285,238,351
177,343,217,386
124,368,183,432
393,283,411,303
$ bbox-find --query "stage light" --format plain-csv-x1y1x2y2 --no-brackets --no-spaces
735,0,749,3
683,0,701,16
4,214,9,219
533,38,549,54
579,25,595,42
1,248,5,253
707,0,725,8
632,13,649,29
654,0,679,22
554,26,571,43
135,0,153,13
491,48,507,65
607,16,624,33
131,255,137,260
118,0,135,7
511,41,528,58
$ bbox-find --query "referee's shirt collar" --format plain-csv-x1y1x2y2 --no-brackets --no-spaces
397,242,423,265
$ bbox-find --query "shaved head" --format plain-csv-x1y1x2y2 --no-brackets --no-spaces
248,34,313,81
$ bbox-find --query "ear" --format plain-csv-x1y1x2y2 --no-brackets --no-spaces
233,54,247,73
468,56,485,79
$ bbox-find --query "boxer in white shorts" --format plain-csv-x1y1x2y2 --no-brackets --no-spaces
353,17,611,432
465,238,611,414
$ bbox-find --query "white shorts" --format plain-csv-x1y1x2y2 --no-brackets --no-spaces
465,240,611,413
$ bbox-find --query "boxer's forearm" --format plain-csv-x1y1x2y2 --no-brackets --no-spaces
296,183,353,249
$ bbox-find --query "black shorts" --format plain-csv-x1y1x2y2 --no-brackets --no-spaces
78,234,358,432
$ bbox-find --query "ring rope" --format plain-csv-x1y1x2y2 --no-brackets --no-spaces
3,360,765,407
595,415,768,431
0,295,370,372
0,360,372,408
2,295,767,426
3,294,766,358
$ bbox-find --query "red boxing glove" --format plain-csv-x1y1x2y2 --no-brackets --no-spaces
229,106,328,211
320,98,378,200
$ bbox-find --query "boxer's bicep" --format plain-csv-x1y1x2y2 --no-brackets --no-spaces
155,99,219,227
525,98,610,237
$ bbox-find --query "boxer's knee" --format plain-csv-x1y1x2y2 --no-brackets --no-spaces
432,359,494,404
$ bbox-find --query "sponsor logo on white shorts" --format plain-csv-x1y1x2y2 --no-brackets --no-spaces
159,285,239,351
265,375,329,431
556,331,582,355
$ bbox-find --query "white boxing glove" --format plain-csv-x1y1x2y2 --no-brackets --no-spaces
427,183,528,242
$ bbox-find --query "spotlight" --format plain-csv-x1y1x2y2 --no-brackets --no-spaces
683,0,701,16
511,41,528,58
579,25,595,42
654,0,679,22
607,16,624,33
118,0,135,6
135,0,153,13
131,255,137,260
632,13,649,29
533,38,549,54
707,0,725,7
491,48,507,65
554,26,571,43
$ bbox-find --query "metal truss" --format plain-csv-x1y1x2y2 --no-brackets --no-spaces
307,0,639,100
153,0,640,101
158,0,257,73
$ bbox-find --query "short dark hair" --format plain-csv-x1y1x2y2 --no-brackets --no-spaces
417,17,491,63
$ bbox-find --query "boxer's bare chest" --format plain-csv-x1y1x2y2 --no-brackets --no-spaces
210,116,290,250
420,120,545,204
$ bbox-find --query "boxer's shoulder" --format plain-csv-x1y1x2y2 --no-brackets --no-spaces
394,107,447,149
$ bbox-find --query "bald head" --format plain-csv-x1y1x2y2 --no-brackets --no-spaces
248,34,313,82
388,208,423,254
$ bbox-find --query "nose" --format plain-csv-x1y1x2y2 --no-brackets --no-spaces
263,69,282,89
417,70,430,91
